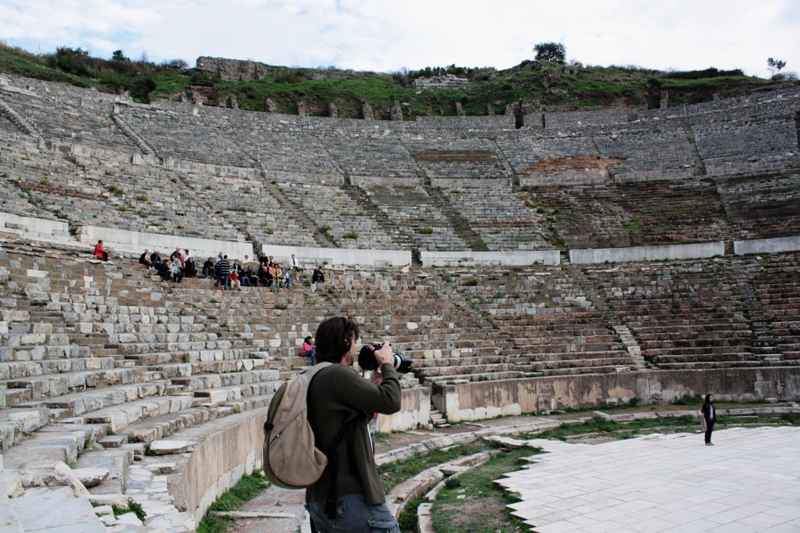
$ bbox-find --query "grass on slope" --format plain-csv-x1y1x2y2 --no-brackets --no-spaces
0,43,781,115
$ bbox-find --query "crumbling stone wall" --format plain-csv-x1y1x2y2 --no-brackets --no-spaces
196,56,270,81
412,74,469,90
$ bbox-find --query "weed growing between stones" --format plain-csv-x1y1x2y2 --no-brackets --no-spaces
112,500,147,522
197,471,269,533
377,443,487,494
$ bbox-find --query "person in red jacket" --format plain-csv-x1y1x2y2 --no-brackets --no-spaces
94,240,109,261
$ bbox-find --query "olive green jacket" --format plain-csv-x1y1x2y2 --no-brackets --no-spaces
305,363,401,505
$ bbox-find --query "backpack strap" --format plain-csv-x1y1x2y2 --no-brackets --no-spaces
323,416,357,519
323,410,367,518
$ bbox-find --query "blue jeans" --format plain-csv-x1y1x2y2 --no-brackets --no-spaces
308,493,399,533
215,274,229,289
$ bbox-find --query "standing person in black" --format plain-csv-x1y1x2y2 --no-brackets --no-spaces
701,394,716,446
214,255,231,290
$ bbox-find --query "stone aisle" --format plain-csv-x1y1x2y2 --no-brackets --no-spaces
496,427,800,533
231,484,310,533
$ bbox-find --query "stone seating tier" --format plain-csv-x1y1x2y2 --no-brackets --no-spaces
2,117,800,253
1,90,136,155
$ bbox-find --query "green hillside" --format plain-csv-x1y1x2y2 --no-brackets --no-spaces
0,43,781,118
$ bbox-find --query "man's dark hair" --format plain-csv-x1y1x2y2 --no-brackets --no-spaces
315,317,359,364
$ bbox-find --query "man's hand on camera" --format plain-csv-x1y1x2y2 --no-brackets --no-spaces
373,341,393,366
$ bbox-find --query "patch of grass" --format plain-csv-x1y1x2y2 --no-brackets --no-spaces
441,273,453,283
419,227,433,234
377,443,487,494
429,447,543,533
274,303,288,310
342,231,359,239
197,472,269,533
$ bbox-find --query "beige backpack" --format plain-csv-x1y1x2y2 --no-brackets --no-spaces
263,363,340,489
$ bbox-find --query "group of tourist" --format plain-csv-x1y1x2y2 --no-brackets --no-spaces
138,248,326,291
139,247,199,283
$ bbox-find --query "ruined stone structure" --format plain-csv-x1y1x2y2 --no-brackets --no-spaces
412,74,469,90
0,72,799,531
195,57,270,82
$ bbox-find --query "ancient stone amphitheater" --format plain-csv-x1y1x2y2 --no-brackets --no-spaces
0,71,799,532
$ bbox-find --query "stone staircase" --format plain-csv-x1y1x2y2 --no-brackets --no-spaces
341,180,418,254
111,114,160,157
422,185,488,251
0,97,39,138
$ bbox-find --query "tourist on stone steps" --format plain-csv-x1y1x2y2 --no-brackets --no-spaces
94,240,109,261
157,258,171,281
302,336,316,365
169,257,183,283
139,249,153,269
231,258,243,276
290,253,302,280
242,255,255,279
281,270,292,289
214,255,231,290
269,263,283,292
305,317,401,533
202,257,215,279
701,394,716,446
183,256,198,278
150,250,163,270
237,262,251,287
243,265,258,287
258,262,273,287
229,269,241,290
311,266,325,291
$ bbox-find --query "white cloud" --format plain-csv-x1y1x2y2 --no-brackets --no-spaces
1,0,797,78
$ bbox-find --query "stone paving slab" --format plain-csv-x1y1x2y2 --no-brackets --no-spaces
11,486,106,533
496,427,800,533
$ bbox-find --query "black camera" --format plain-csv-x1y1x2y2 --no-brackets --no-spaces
358,343,413,374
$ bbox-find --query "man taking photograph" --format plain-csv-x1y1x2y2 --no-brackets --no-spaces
305,317,401,532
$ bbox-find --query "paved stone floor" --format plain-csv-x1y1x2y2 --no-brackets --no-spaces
496,427,800,533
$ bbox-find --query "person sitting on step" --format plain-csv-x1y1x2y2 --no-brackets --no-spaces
170,257,183,283
184,256,198,278
139,249,153,269
311,266,325,287
202,257,215,279
229,269,241,290
302,336,316,365
94,240,109,261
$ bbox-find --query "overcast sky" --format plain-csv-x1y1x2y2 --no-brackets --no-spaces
1,0,798,78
